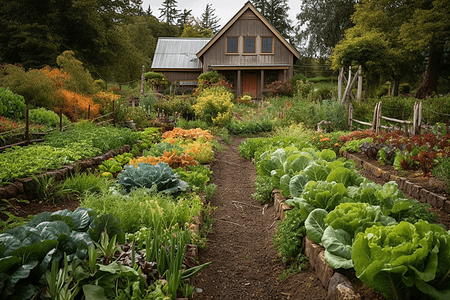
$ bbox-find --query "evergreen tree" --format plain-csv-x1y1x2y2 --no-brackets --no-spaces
251,0,293,40
145,5,153,16
199,4,221,34
296,0,356,57
177,9,193,31
158,0,180,25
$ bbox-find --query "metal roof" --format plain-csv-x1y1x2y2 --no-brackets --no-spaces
151,38,211,70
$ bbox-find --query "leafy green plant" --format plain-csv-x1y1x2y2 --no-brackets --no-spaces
93,230,120,265
341,137,373,153
29,107,70,127
253,176,275,204
226,118,274,135
118,162,188,194
0,87,27,120
432,155,450,194
352,220,450,300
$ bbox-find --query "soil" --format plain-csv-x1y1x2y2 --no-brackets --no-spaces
193,137,329,300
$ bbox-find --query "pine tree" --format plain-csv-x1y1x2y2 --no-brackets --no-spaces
177,9,193,31
145,5,153,16
199,4,221,34
159,0,180,25
251,0,293,40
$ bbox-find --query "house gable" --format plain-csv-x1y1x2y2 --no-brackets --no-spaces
196,2,299,61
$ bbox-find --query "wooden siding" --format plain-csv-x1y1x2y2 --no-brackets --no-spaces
159,71,201,84
202,10,294,78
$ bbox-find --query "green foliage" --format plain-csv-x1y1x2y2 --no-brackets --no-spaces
226,118,274,135
118,162,188,194
193,86,234,126
352,220,450,300
145,72,170,90
0,65,57,110
0,87,27,120
273,208,307,263
62,173,112,196
29,107,70,127
94,79,107,90
176,118,210,130
154,96,196,120
174,164,212,193
0,207,119,299
44,122,139,153
198,70,223,87
341,137,373,153
252,176,275,204
81,186,203,235
432,156,450,194
56,51,98,95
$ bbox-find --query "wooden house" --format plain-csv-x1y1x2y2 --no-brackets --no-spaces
151,2,299,98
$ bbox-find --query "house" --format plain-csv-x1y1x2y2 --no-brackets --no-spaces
151,37,211,89
151,2,300,98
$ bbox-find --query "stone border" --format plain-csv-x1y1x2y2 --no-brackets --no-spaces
273,191,361,300
0,145,132,201
342,151,450,213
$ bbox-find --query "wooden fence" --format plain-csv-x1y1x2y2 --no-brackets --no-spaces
0,103,116,151
348,101,429,136
338,66,363,104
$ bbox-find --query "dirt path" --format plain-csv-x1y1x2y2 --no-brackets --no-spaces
194,138,327,300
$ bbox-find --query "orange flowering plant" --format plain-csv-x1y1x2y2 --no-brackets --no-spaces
129,150,198,170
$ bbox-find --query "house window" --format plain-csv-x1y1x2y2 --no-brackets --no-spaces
261,37,273,53
227,37,239,53
244,37,256,53
266,72,277,86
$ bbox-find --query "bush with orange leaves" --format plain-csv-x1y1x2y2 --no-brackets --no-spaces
41,66,71,90
162,127,213,143
129,150,198,169
59,90,100,121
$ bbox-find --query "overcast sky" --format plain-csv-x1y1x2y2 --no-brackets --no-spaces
142,0,300,28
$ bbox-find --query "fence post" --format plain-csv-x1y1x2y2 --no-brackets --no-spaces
112,100,115,125
74,105,78,122
348,103,353,129
338,67,343,102
357,66,362,101
59,108,63,131
140,65,145,96
25,108,29,145
88,105,91,120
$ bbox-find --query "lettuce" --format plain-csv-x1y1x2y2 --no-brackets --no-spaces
352,220,450,299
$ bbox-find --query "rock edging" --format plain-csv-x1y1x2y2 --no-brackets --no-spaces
0,145,132,201
273,191,361,300
342,151,450,213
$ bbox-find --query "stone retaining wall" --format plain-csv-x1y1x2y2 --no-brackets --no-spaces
342,152,450,213
0,145,131,201
273,191,361,299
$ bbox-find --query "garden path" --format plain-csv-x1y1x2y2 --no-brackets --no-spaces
193,137,327,300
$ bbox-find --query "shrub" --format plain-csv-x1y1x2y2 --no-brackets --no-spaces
293,80,313,98
193,86,234,126
29,107,70,127
154,96,196,120
94,79,107,90
0,87,27,120
0,65,57,110
309,86,332,102
399,83,411,94
59,90,100,121
264,80,292,97
56,51,98,95
145,71,170,90
198,70,223,86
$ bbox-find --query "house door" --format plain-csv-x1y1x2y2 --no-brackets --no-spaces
242,72,257,98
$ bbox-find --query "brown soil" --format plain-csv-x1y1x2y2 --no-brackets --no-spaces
193,137,328,300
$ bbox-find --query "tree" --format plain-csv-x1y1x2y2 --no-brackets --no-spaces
181,23,214,38
295,0,357,57
177,9,193,32
252,0,293,40
159,0,180,25
199,4,221,34
145,5,153,16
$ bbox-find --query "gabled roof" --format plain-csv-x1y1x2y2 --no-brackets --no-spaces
196,1,300,60
151,37,211,70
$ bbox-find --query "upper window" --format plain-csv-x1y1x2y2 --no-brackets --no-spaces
227,37,239,53
261,37,273,53
244,37,256,53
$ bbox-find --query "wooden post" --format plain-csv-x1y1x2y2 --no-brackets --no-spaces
348,103,354,129
338,67,343,102
237,70,241,98
112,100,115,125
377,102,382,133
357,66,362,101
88,105,91,120
342,67,359,104
59,108,63,131
260,70,264,99
140,65,145,96
25,108,29,145
74,105,78,122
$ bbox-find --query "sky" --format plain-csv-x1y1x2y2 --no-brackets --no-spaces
142,0,300,28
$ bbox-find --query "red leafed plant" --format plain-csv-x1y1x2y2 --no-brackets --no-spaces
411,151,437,177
